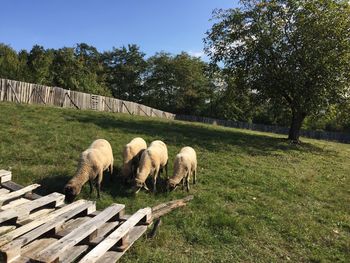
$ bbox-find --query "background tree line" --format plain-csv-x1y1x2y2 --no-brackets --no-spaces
1,0,350,140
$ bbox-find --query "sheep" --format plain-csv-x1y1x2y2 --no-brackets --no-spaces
64,139,113,202
135,140,168,193
121,137,147,180
167,146,197,192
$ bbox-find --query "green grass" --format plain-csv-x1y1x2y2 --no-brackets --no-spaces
0,102,349,262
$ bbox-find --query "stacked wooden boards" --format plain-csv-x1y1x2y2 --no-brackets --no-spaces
0,170,152,263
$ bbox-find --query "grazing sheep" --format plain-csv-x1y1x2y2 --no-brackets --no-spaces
135,140,168,193
122,137,147,180
64,139,113,202
167,146,197,192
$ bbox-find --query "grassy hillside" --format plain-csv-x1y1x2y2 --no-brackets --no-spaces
0,102,349,262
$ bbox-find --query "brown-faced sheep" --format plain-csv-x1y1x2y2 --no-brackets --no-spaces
64,139,113,202
135,140,168,193
167,146,197,192
122,137,147,180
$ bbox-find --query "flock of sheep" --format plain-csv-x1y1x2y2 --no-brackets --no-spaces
64,138,197,202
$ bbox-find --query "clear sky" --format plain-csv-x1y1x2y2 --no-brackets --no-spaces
1,0,238,58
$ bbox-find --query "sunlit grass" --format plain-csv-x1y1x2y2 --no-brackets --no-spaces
0,102,349,262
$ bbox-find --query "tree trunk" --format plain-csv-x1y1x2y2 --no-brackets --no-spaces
288,112,306,143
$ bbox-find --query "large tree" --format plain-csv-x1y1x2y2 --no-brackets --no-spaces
145,52,212,114
102,44,147,102
205,0,350,142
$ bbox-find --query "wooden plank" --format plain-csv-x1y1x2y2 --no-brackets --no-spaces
95,225,148,263
55,217,91,237
60,245,89,263
0,170,11,183
0,184,40,206
89,221,120,245
1,181,41,200
32,203,125,263
17,208,55,225
0,188,10,195
0,201,96,262
0,226,16,236
0,192,64,224
1,198,30,210
21,238,57,259
0,200,88,247
55,218,121,245
79,207,151,263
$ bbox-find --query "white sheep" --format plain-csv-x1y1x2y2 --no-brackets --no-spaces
135,140,168,193
122,137,147,179
167,146,197,192
64,139,113,202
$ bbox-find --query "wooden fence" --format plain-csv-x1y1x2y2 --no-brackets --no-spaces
1,78,349,144
175,115,350,144
0,78,175,119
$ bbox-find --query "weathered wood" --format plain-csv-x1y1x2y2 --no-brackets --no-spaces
55,217,91,237
0,184,40,206
95,225,148,263
0,170,11,183
21,238,57,260
0,200,87,247
0,201,96,262
1,181,41,200
17,208,55,225
1,198,30,210
78,207,151,263
148,218,162,238
0,226,16,236
89,221,120,245
60,245,89,263
0,188,10,195
32,204,125,263
0,192,64,224
151,195,194,219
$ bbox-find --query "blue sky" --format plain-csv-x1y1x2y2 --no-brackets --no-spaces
1,0,238,58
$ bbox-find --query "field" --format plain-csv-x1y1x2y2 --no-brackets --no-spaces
0,102,349,262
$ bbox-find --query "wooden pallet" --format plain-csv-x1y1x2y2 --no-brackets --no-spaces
0,170,152,263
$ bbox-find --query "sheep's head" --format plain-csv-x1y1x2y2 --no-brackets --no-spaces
64,183,81,203
166,178,178,191
134,177,149,193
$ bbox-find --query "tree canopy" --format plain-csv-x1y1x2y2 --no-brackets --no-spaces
205,0,350,141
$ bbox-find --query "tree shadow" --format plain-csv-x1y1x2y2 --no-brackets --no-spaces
65,113,326,156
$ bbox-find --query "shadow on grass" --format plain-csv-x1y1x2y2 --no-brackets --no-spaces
102,167,170,198
65,113,324,156
36,173,70,196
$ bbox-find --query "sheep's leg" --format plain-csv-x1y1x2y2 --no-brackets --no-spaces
186,170,191,192
97,169,103,198
89,180,93,195
193,167,197,185
165,161,168,178
109,160,114,181
182,178,185,190
153,168,159,193
143,183,150,191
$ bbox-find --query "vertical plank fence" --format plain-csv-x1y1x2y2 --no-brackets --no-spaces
0,78,175,119
0,78,349,143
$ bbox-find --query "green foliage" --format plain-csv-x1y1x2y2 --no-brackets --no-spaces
27,45,54,85
145,52,212,114
0,43,23,80
102,44,147,101
205,0,350,140
0,102,349,262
